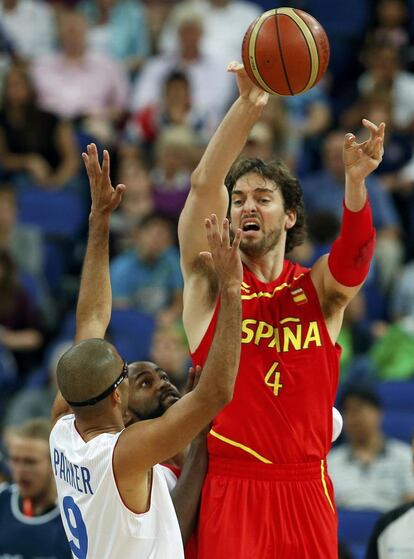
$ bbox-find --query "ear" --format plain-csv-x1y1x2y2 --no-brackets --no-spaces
285,210,296,231
112,387,122,407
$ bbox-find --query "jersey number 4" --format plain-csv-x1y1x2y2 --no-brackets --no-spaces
63,496,88,559
264,362,283,396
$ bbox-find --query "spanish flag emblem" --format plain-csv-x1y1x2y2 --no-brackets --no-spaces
291,287,308,305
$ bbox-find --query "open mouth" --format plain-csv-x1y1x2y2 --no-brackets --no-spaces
242,222,260,232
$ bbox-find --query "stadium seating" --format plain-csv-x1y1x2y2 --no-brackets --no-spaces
378,381,414,413
338,509,381,559
382,411,414,444
108,309,156,363
16,186,86,238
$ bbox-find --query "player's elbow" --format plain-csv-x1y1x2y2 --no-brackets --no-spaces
191,166,208,190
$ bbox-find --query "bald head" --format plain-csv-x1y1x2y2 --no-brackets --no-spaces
57,339,124,406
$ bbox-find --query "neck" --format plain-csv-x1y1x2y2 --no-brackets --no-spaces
352,432,384,463
241,245,285,283
75,418,124,441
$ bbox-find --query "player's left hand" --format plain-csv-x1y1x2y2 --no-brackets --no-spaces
82,143,126,216
343,119,385,185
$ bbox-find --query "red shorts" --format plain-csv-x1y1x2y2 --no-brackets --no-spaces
194,456,338,559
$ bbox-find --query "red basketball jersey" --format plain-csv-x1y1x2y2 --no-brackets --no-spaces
191,259,341,464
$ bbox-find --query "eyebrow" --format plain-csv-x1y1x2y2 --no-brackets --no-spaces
231,187,275,196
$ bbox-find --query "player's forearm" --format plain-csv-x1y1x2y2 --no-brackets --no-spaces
76,213,112,342
171,435,208,543
344,178,367,212
195,284,241,406
192,97,263,190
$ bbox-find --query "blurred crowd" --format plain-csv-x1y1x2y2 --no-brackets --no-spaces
1,0,414,557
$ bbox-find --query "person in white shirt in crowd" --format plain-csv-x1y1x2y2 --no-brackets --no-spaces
31,9,129,144
130,7,234,130
328,384,414,512
159,0,260,72
365,433,414,559
0,0,56,62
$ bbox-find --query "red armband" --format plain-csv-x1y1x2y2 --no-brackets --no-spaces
328,199,376,287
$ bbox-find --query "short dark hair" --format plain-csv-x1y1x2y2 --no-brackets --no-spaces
338,384,382,411
225,158,306,254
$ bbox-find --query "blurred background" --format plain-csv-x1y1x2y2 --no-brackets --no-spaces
1,0,414,557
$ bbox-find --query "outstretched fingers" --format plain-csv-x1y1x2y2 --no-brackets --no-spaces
231,227,242,253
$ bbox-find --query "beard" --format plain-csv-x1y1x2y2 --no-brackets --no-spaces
240,227,283,258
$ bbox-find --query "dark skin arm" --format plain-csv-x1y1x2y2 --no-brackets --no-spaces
170,366,209,544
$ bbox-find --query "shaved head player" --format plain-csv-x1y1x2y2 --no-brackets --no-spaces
49,145,243,559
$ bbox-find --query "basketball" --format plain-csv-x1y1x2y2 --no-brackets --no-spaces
241,7,330,96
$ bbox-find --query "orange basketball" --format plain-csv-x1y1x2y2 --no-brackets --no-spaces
241,7,330,96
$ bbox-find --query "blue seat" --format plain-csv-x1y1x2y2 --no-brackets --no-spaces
377,381,414,413
109,309,155,363
17,186,86,238
382,411,414,443
338,509,381,559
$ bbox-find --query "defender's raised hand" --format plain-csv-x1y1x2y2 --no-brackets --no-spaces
82,143,126,215
343,119,385,185
201,215,243,289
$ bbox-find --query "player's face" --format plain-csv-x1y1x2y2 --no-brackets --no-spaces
126,362,181,422
7,436,53,500
230,173,292,257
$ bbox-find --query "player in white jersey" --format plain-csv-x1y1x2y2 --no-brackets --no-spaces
50,144,243,559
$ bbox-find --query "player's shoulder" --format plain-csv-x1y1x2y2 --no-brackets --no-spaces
284,259,310,281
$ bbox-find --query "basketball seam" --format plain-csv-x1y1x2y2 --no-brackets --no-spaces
248,12,277,94
292,8,312,91
275,9,293,96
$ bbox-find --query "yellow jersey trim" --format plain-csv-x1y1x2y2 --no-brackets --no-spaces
241,274,304,300
320,459,335,512
210,429,273,464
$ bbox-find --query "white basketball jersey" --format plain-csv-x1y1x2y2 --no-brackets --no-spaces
50,414,184,559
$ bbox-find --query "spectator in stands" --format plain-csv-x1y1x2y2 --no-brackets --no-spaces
150,323,190,391
110,212,183,320
3,339,71,430
358,42,414,134
368,315,414,381
130,7,234,128
301,129,403,292
0,186,44,286
283,81,332,175
126,69,211,157
0,64,80,190
110,157,155,254
328,384,414,512
159,0,260,72
31,10,129,144
79,0,150,75
151,124,200,219
0,249,43,376
0,0,56,62
365,433,414,559
0,418,71,558
364,0,410,53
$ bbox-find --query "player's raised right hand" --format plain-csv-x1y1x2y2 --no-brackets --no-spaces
200,214,242,290
82,143,126,216
227,61,269,108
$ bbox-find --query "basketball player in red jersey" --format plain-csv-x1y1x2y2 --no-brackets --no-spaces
178,62,385,559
